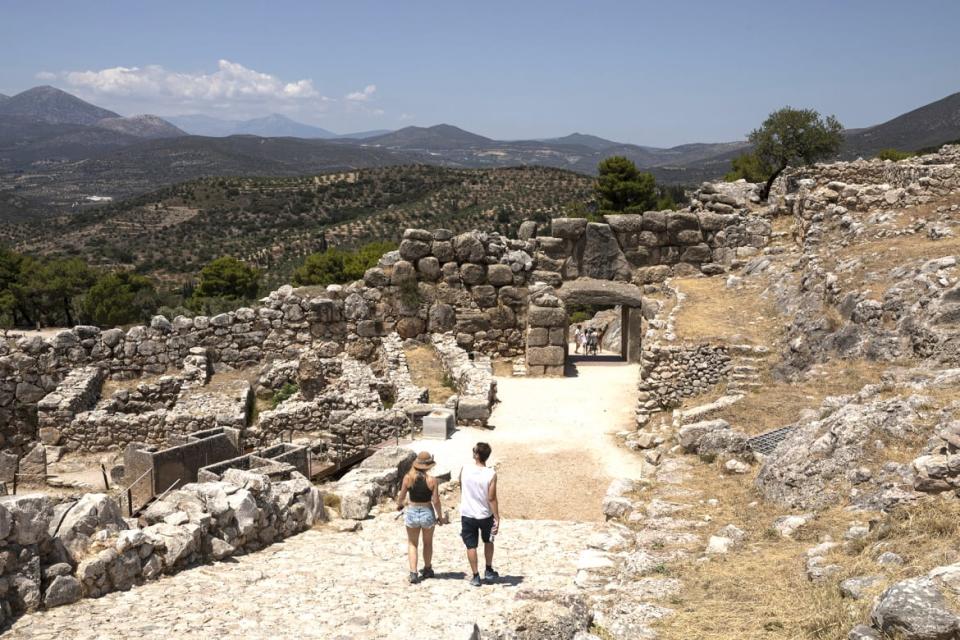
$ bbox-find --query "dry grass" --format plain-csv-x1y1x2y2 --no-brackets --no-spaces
100,373,165,396
829,192,960,299
671,276,784,345
705,358,892,436
652,462,870,640
404,344,456,404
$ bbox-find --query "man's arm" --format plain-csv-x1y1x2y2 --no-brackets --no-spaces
488,472,500,534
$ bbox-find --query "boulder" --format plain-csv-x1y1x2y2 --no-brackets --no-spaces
50,493,127,564
677,419,730,453
1,494,52,545
871,577,960,639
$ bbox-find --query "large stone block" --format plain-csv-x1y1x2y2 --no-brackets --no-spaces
641,211,667,232
528,306,567,327
460,263,486,285
487,263,514,286
550,218,587,240
454,232,486,263
428,303,456,332
581,223,632,281
457,398,491,423
681,244,713,263
537,237,569,260
527,346,565,366
527,327,549,347
399,239,432,261
432,240,455,263
422,409,455,440
471,285,498,308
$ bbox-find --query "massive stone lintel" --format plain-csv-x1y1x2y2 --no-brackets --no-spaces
556,278,644,308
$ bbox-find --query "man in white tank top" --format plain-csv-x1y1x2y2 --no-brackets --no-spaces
459,442,500,587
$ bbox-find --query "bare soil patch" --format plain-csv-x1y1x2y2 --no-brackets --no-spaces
404,344,456,404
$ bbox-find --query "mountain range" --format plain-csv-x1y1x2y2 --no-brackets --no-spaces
166,113,390,139
1,85,959,221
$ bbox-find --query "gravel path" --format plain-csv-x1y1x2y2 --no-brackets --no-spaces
484,361,645,521
5,515,596,639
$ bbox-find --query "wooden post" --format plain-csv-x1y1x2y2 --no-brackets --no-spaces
100,464,110,491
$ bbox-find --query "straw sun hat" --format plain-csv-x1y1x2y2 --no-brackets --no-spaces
413,451,436,470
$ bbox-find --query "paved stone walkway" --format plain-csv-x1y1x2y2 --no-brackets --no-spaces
6,513,596,639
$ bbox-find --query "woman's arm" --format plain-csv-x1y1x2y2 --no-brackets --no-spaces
430,478,445,525
396,475,409,511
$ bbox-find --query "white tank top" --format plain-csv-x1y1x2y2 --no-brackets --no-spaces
460,464,495,519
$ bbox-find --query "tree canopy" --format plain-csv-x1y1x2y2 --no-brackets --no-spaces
595,156,657,212
292,242,396,287
749,107,844,198
724,152,773,183
192,257,260,302
82,271,160,327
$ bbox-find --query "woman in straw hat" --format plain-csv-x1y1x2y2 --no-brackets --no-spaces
396,451,446,584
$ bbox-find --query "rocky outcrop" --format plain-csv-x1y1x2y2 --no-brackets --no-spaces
756,392,924,510
0,471,324,618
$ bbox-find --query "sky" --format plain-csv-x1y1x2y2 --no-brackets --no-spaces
3,0,959,146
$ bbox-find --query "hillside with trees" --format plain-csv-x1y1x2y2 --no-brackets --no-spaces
1,165,596,289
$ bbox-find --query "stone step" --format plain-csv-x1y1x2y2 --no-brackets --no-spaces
731,365,759,374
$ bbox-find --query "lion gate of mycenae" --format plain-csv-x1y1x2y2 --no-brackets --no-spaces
524,277,644,375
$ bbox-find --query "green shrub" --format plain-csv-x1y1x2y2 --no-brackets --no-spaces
271,382,299,408
875,148,915,161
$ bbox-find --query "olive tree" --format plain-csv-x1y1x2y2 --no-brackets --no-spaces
750,107,844,199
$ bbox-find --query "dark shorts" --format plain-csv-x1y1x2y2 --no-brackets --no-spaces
460,515,494,549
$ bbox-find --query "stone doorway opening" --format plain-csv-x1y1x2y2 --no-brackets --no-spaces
557,278,644,368
567,303,627,363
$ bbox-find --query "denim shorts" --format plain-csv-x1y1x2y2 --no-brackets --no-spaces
404,505,436,529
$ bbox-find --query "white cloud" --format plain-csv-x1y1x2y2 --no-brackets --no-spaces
35,71,57,81
398,113,414,121
59,59,323,104
345,84,376,102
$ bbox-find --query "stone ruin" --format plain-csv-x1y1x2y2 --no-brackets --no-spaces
0,159,791,625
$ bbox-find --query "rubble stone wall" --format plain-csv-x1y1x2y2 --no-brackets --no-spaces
773,145,960,244
431,333,497,425
636,344,731,421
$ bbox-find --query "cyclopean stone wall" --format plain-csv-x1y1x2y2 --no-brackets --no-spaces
531,205,771,285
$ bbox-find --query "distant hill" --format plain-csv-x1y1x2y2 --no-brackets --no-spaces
0,85,119,125
364,124,494,149
542,133,621,150
843,91,960,158
0,94,8,104
95,115,186,139
168,113,340,138
338,129,393,139
234,114,336,138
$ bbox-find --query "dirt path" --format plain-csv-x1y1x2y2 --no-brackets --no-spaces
483,360,644,522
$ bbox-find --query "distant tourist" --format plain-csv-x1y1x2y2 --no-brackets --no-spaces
396,451,446,584
573,325,583,353
459,442,500,587
587,328,599,355
578,327,588,354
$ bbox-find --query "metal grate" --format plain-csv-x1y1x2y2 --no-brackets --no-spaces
747,426,796,455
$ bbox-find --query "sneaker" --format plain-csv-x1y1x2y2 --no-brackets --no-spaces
408,571,419,585
420,566,435,580
469,574,482,587
484,568,500,584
